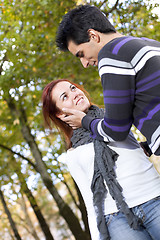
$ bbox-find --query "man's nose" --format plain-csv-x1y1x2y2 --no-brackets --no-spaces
80,58,89,68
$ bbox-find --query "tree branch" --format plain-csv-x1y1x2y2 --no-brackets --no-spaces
0,53,7,75
0,144,36,170
102,0,119,15
108,0,119,14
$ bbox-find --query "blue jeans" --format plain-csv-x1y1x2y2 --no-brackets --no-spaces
105,196,160,240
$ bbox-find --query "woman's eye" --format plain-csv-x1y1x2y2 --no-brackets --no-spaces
63,95,67,100
71,85,76,91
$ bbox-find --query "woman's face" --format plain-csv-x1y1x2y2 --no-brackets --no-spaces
51,81,90,114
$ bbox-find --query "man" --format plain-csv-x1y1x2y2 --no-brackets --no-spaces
56,4,160,156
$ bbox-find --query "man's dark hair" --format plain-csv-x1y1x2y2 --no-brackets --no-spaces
56,4,116,51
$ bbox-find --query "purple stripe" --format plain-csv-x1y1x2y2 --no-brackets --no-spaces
136,77,160,93
112,37,137,55
103,119,132,132
110,37,125,50
103,89,135,97
90,119,100,139
104,96,133,104
141,37,156,42
104,116,132,125
137,104,160,130
91,116,132,133
136,70,160,88
134,98,159,127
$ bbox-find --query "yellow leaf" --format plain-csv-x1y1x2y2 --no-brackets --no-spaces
13,119,20,125
32,67,37,72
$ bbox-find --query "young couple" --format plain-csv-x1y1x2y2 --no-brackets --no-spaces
42,4,160,240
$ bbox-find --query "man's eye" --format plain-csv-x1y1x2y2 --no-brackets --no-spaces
78,52,84,58
80,53,84,58
76,51,84,58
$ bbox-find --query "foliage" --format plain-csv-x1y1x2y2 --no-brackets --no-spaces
0,0,160,238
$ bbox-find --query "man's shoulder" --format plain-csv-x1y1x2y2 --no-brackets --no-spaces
98,36,136,59
98,35,160,62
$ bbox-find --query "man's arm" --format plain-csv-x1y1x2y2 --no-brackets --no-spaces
82,61,135,141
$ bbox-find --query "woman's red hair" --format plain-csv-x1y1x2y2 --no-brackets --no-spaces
42,79,91,149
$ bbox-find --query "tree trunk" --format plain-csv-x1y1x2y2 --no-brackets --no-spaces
21,194,41,240
17,171,54,240
0,189,22,240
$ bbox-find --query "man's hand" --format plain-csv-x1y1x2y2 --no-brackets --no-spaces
59,108,86,129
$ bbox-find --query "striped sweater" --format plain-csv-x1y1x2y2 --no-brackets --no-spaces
82,36,160,155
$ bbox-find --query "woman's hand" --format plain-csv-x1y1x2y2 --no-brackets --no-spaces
59,108,86,129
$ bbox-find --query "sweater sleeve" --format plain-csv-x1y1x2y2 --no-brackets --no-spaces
65,150,100,240
82,42,136,142
82,66,135,141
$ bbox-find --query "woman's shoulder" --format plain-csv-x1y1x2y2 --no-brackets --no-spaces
67,142,93,153
66,142,94,163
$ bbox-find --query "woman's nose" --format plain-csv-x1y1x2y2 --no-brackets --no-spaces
73,92,78,99
70,91,79,101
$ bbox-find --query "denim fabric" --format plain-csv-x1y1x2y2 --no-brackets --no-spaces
105,196,160,240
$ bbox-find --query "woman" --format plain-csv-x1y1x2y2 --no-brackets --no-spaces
42,79,160,240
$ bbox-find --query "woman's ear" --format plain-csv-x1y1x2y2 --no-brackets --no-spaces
56,112,66,120
56,113,61,119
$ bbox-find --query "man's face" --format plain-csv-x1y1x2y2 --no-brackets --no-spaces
68,38,100,68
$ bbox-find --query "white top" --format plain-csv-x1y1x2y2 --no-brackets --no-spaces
65,131,160,240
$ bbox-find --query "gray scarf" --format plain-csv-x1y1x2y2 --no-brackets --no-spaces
71,105,142,240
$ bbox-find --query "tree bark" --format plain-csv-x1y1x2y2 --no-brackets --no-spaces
0,189,22,240
18,172,54,240
21,194,41,240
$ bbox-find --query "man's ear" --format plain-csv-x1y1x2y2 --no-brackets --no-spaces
88,29,100,42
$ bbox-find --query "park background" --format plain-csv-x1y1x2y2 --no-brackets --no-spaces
0,0,160,239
